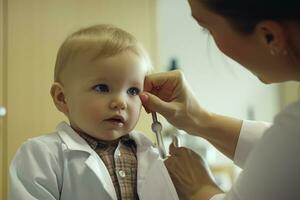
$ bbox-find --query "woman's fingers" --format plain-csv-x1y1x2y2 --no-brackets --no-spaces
168,142,193,159
142,70,211,136
139,91,176,116
168,142,176,154
143,70,184,102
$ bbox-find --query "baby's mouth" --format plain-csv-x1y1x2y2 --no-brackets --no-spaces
104,116,125,124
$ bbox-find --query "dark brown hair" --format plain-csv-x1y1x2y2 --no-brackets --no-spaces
202,0,300,34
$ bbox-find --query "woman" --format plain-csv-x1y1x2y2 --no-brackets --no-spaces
139,0,300,199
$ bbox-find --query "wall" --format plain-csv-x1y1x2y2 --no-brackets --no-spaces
0,0,6,197
280,82,300,109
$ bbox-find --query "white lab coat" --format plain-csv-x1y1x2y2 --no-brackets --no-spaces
10,121,179,200
212,100,300,200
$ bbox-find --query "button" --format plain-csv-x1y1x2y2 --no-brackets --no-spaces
118,170,126,178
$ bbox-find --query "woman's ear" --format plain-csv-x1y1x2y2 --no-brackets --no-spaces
50,82,69,114
255,20,288,56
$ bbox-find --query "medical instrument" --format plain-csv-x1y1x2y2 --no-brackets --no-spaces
151,112,167,159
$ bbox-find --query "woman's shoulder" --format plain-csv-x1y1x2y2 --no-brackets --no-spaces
261,100,300,149
235,101,300,199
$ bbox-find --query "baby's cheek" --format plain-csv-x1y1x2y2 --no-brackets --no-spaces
129,102,142,121
84,102,102,119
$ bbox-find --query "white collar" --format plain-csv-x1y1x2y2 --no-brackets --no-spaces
56,121,153,153
56,121,94,153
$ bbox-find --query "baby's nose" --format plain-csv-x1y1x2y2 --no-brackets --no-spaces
110,96,127,110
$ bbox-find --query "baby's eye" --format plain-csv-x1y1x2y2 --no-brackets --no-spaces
127,87,140,96
94,84,109,93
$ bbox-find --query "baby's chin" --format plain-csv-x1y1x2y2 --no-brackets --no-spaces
96,131,130,141
72,123,133,141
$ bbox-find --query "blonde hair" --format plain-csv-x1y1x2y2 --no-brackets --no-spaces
54,24,152,82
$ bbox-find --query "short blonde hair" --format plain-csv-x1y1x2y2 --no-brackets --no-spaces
54,24,152,82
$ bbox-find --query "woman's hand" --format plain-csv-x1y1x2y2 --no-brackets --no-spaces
140,70,242,160
139,70,212,134
165,143,223,200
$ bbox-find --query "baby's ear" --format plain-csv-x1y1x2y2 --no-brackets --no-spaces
50,82,68,114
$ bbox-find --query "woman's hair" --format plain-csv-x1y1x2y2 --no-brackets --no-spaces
54,24,152,82
202,0,300,34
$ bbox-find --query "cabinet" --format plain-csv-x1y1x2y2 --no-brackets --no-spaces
1,0,158,198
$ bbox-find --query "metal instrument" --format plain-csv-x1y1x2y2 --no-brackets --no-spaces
151,112,167,159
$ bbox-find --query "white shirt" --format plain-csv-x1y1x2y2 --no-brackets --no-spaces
10,121,179,200
211,101,300,200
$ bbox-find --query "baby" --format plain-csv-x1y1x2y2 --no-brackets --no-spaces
9,24,178,200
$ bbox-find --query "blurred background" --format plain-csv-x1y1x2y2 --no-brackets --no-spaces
1,0,299,198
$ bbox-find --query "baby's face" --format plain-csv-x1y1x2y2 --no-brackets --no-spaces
62,51,147,140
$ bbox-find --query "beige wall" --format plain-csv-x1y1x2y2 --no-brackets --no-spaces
1,1,157,198
1,0,7,198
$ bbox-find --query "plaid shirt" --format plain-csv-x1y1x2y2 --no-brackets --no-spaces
79,133,139,200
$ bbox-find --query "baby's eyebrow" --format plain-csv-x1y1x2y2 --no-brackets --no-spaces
89,77,108,84
129,80,143,86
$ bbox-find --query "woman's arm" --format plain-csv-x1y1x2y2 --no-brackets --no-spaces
196,115,270,165
195,113,242,160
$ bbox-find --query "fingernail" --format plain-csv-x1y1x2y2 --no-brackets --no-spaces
139,93,149,103
172,135,180,147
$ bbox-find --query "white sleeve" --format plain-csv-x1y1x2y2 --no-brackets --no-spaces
233,120,271,168
9,139,62,200
209,120,271,200
210,102,300,200
210,193,227,199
